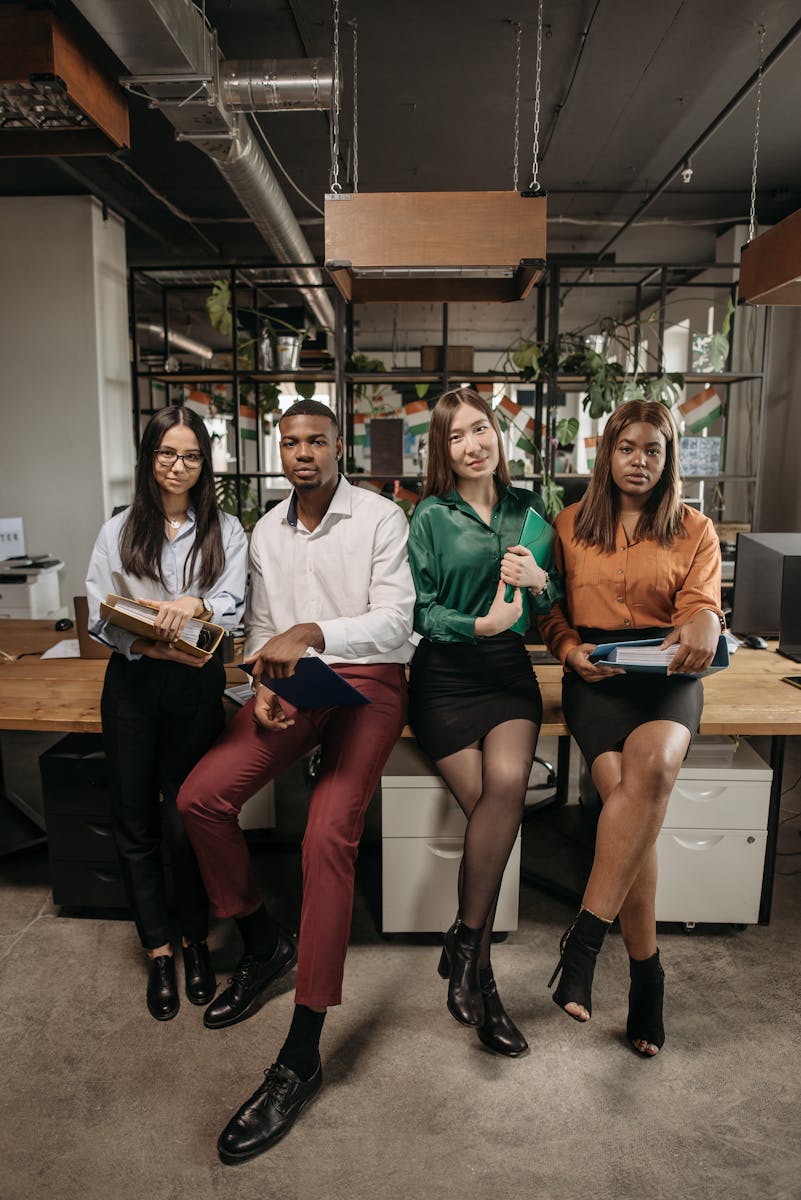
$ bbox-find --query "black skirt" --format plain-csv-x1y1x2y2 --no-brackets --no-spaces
562,626,704,768
408,632,542,761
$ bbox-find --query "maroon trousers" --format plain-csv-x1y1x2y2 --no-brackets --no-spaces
177,663,406,1008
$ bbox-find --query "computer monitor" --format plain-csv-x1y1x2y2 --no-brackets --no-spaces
731,533,801,638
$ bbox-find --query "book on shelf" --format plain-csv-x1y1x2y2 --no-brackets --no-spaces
589,635,730,677
99,594,224,658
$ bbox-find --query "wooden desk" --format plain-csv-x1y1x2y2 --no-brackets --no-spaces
1,620,799,920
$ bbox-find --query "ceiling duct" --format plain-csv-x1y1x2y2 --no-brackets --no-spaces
0,5,129,156
71,0,334,330
221,60,332,112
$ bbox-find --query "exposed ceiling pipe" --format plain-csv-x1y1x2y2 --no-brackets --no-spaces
70,0,334,331
221,59,332,111
136,322,214,361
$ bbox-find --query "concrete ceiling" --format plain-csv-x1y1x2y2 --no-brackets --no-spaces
3,0,801,339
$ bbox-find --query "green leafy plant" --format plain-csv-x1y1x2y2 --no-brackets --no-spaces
348,351,391,412
708,296,735,372
206,279,312,369
215,476,260,532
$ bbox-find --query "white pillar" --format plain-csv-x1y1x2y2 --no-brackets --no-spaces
0,195,134,607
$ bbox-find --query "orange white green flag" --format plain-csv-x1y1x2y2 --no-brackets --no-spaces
678,387,722,434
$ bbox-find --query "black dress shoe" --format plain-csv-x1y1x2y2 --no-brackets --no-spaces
182,941,217,1006
146,954,179,1021
217,1061,322,1164
203,933,297,1030
477,977,529,1057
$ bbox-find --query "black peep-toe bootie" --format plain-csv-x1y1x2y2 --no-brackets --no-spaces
626,950,665,1056
477,970,528,1057
437,918,484,1026
548,908,611,1021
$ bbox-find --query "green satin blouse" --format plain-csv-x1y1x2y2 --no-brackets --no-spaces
408,482,563,643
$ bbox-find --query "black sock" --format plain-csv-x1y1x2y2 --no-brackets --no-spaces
277,1004,326,1080
235,904,278,960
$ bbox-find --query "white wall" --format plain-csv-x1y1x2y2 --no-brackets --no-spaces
0,196,134,607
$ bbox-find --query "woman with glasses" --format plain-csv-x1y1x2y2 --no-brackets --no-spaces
86,405,247,1021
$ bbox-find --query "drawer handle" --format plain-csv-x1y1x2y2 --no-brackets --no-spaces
91,869,120,883
426,844,463,860
670,835,724,851
674,785,727,801
86,823,113,838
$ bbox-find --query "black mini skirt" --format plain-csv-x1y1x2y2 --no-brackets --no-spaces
562,626,704,768
408,632,542,762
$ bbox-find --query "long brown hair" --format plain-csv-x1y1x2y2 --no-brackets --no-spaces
423,388,511,499
573,399,684,550
120,405,225,591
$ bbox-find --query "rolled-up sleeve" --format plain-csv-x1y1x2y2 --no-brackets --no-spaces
317,504,415,658
203,514,248,629
85,523,141,660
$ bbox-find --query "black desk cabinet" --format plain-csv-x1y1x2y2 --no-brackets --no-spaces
40,734,129,909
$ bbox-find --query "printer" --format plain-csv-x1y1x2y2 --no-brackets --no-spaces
0,555,67,619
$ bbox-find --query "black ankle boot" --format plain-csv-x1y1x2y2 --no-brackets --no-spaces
477,971,528,1057
438,918,484,1027
627,950,665,1056
548,908,611,1022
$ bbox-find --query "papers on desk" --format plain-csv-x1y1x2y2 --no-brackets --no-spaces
40,639,80,659
224,683,254,707
589,635,730,677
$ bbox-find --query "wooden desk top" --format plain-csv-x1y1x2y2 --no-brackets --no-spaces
1,620,800,737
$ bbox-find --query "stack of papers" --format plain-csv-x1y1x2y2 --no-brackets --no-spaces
607,644,677,665
112,598,209,647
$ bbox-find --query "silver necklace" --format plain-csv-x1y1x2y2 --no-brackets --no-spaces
165,514,184,529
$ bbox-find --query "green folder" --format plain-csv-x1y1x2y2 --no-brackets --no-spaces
504,506,556,602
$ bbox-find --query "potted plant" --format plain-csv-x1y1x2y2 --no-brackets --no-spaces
205,279,316,372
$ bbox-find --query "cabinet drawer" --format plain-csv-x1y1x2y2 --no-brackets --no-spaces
45,813,119,864
382,787,466,837
381,835,520,933
665,780,770,831
49,859,129,909
40,734,110,816
654,829,766,924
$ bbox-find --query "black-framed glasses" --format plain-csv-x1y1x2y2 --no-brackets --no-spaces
154,450,204,469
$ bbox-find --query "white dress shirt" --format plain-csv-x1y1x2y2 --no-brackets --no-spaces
245,477,415,665
86,507,248,659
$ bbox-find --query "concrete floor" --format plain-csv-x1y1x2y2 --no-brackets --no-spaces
2,738,801,1200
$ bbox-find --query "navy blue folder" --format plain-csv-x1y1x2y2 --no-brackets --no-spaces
238,657,370,708
588,634,730,678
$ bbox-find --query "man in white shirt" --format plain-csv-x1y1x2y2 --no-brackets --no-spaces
177,400,415,1163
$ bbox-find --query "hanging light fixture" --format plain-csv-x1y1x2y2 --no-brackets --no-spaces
324,2,547,303
739,24,801,305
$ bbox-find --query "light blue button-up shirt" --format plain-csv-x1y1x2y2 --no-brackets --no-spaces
86,507,248,659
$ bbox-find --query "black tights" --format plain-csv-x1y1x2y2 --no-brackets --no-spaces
436,719,538,969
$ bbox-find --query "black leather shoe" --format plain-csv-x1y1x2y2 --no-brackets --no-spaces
438,919,484,1027
146,954,179,1021
477,975,529,1057
182,941,217,1006
218,1061,322,1164
203,933,297,1030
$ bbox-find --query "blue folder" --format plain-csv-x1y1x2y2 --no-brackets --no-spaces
588,634,730,678
238,657,370,708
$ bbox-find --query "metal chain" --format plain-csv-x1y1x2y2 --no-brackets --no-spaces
329,0,342,192
748,23,766,242
350,18,359,192
528,0,544,191
512,21,522,191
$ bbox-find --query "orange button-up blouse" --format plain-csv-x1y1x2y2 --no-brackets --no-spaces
538,502,724,665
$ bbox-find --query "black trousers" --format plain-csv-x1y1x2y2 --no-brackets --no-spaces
100,650,226,950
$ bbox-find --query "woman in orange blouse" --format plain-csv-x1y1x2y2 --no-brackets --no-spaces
539,399,723,1057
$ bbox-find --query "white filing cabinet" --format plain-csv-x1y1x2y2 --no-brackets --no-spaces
655,738,772,924
381,739,524,934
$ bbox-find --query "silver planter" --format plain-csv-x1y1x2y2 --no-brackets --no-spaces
275,335,300,371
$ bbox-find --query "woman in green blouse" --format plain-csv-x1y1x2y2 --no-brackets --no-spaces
408,387,560,1056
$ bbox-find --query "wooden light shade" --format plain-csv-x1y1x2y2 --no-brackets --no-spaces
0,5,129,156
325,190,547,302
739,208,801,305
